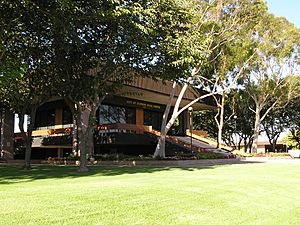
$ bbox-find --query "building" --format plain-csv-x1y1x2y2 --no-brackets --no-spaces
256,141,287,153
7,77,216,160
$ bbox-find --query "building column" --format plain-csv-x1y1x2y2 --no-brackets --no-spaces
136,108,144,134
136,108,144,125
178,110,189,135
55,108,63,128
0,110,14,160
57,148,63,158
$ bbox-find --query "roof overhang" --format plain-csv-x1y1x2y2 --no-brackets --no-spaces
117,77,216,111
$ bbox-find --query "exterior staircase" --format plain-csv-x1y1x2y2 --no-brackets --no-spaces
171,136,234,158
96,123,235,158
148,129,235,158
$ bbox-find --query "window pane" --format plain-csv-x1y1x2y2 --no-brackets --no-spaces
144,110,162,130
62,107,72,125
99,105,135,124
35,109,55,129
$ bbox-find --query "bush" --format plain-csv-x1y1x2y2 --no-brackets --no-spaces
67,153,79,161
269,152,290,157
232,150,251,157
196,152,224,159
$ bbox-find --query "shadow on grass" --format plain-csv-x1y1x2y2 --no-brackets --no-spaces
0,160,260,185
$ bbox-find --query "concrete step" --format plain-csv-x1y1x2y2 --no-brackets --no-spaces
172,136,233,156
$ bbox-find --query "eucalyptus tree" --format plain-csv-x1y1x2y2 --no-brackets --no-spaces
288,97,300,148
283,96,300,149
153,0,267,157
207,37,256,148
228,89,255,152
261,106,290,152
193,89,256,152
244,14,300,153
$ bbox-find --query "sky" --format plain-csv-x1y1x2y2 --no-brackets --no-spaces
265,0,300,28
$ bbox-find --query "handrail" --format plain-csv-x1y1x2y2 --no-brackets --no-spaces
16,123,152,138
146,129,208,153
186,129,233,151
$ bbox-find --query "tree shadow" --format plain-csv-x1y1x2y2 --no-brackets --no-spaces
0,165,206,185
0,160,260,185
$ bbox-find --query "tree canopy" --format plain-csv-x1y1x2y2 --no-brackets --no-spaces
1,0,198,170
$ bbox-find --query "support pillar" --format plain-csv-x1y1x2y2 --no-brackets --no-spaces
136,108,144,134
178,110,189,135
55,108,63,128
136,108,144,125
57,148,63,158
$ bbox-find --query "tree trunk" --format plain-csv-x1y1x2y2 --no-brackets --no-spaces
86,126,94,157
76,107,90,172
153,110,179,158
251,106,261,153
217,92,225,148
78,131,88,172
154,134,166,158
23,138,32,170
249,138,253,153
272,138,277,153
153,81,176,158
76,101,100,171
66,95,104,171
86,103,98,158
19,106,37,170
65,99,79,157
238,138,242,151
72,115,78,156
153,70,215,157
243,138,248,153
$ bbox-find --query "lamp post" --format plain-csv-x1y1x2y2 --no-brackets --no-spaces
188,107,193,151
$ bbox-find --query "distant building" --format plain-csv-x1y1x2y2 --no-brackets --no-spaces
256,140,287,153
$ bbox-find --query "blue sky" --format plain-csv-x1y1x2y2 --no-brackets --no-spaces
266,0,300,28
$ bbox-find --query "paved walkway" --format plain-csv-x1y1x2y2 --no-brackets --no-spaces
243,157,300,164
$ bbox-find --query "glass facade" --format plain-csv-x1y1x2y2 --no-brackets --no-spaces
144,109,162,130
35,109,55,129
98,105,136,124
62,107,73,127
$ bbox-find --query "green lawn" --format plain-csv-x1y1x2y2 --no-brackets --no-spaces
1,163,300,225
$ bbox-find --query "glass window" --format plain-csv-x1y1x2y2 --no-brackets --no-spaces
144,110,162,130
99,105,136,124
35,109,55,129
62,107,72,125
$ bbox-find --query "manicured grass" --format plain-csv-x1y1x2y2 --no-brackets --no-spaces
1,163,300,225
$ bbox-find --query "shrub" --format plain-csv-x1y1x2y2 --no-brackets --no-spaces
269,152,290,157
94,153,153,161
196,152,224,159
67,153,79,161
